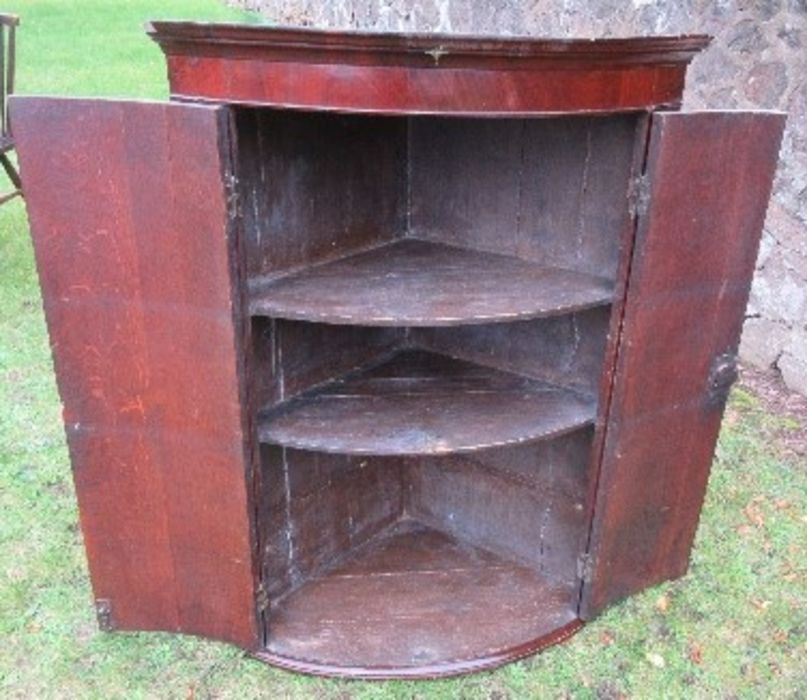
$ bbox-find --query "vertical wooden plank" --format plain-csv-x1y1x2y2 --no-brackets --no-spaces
237,109,406,280
518,115,639,279
408,117,522,253
10,97,258,647
408,115,638,280
407,431,593,590
581,111,785,617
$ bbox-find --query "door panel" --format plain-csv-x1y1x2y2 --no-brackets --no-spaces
581,110,785,617
11,97,258,647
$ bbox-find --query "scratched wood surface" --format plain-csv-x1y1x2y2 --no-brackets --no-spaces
148,23,709,116
250,318,403,411
249,239,614,326
262,520,579,675
238,110,631,675
409,116,639,280
258,350,596,455
412,307,612,396
10,96,258,647
409,430,593,587
236,109,405,280
581,111,786,617
259,446,405,602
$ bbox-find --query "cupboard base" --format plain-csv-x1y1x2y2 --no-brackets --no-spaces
255,621,584,679
258,520,582,679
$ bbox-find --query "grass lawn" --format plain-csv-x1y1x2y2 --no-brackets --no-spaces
1,1,805,697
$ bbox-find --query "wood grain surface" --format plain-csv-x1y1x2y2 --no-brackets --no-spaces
262,520,578,676
249,239,614,325
258,350,596,455
10,96,259,647
148,23,709,116
581,110,786,617
11,22,783,679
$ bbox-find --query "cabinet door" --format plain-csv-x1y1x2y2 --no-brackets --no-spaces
11,97,258,647
580,111,785,617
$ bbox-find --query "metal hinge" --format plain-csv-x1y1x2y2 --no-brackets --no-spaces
95,598,113,631
577,553,594,583
225,173,242,220
629,173,651,219
256,582,269,613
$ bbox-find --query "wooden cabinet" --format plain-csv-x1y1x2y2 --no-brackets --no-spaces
11,23,785,678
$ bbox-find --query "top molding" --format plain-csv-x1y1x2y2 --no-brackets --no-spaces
148,21,711,116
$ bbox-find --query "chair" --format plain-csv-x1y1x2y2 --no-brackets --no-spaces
0,13,21,206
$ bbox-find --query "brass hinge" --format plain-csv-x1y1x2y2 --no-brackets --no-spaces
95,598,113,631
577,553,594,583
629,173,651,219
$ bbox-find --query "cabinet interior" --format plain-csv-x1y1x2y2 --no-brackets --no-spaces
236,108,640,668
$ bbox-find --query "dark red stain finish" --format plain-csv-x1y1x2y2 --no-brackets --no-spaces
10,97,259,648
580,111,786,617
10,23,785,679
148,22,709,116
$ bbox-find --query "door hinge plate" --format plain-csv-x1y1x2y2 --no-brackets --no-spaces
95,598,113,631
225,173,242,220
577,553,594,583
256,582,269,613
629,173,651,219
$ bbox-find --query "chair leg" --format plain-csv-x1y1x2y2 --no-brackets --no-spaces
1,152,22,189
0,151,23,204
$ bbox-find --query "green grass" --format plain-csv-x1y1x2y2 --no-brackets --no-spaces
1,2,805,697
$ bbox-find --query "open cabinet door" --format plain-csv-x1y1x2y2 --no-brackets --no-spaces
580,111,785,618
11,97,258,647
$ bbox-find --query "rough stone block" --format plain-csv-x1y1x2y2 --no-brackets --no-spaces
778,328,807,395
739,318,790,369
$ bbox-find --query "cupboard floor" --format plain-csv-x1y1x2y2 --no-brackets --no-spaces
261,520,580,675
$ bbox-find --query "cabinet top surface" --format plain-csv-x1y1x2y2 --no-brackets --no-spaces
147,21,710,116
147,21,709,64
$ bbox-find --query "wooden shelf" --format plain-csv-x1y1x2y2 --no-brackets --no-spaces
249,239,613,326
258,350,596,455
259,520,579,676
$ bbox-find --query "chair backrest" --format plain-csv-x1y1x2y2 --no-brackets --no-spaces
1,14,20,139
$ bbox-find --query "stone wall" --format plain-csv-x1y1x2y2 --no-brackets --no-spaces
229,0,807,393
